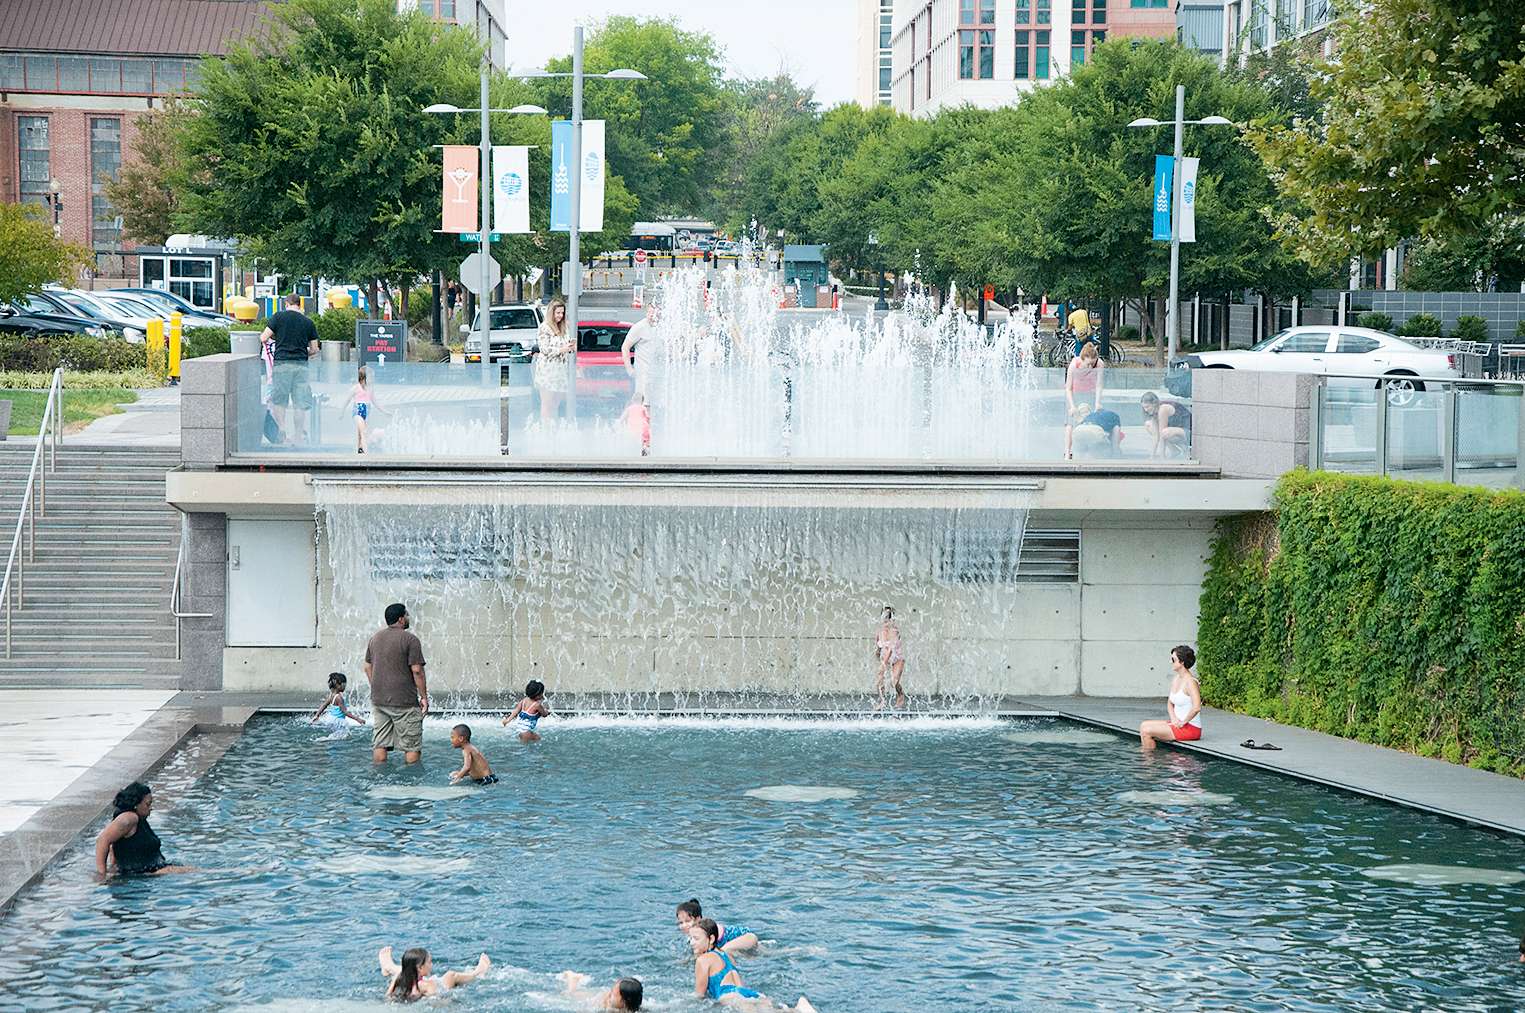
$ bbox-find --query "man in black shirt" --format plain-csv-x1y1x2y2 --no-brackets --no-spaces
259,293,320,444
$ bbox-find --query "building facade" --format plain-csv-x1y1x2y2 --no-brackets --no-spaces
889,0,1175,117
856,0,896,108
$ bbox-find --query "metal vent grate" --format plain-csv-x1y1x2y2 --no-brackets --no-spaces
1014,529,1081,583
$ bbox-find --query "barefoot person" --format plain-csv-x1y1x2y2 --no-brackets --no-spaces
379,946,490,999
688,919,816,1011
365,603,428,764
874,606,907,710
559,971,644,1009
93,782,195,876
1139,645,1202,749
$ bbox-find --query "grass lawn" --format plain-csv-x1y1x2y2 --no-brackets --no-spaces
3,389,137,435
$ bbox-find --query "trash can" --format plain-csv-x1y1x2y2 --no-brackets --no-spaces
321,340,348,362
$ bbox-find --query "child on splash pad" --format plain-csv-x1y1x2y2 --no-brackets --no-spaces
448,723,497,784
379,946,490,999
503,680,552,742
874,606,907,710
342,365,391,454
310,672,365,737
677,898,758,954
620,391,651,456
688,919,816,1011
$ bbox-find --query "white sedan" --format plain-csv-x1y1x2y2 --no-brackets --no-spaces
1179,326,1458,398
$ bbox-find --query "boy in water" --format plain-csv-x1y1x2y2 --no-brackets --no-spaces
449,724,497,784
502,680,552,742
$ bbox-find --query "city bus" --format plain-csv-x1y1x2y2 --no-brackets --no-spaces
625,223,677,253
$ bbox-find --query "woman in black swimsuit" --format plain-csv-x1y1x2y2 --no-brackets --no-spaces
93,782,194,877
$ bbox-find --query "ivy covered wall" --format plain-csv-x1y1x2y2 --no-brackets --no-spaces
1198,470,1525,777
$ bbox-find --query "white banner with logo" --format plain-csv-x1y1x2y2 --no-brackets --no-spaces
1179,156,1199,244
492,145,530,234
580,119,605,233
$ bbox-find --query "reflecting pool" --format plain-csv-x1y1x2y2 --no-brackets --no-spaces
1,717,1521,1012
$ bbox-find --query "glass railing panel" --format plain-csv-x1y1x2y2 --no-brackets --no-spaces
1385,383,1446,480
1319,379,1379,473
1454,383,1521,488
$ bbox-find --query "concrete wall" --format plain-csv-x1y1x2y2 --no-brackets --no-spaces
1190,369,1313,479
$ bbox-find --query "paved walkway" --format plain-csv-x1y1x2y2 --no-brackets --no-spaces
1021,696,1525,837
70,386,180,446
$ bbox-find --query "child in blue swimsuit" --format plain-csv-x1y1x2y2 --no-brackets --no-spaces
688,919,815,1011
677,899,758,954
502,680,552,742
311,672,365,738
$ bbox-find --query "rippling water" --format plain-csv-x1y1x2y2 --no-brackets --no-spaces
2,716,1522,1013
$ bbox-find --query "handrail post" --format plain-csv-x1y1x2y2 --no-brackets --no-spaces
1310,376,1324,471
1376,379,1389,476
1441,383,1456,484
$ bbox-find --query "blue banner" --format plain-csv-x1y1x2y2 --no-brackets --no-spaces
1153,154,1173,241
550,120,572,232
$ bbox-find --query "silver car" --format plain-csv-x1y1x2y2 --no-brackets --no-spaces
462,304,543,363
1181,325,1458,400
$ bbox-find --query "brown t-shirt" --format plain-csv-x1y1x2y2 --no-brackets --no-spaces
365,625,426,708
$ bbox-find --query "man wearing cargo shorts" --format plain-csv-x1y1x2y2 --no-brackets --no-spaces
365,603,428,763
260,292,320,445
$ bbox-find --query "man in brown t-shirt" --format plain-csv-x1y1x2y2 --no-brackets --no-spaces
365,603,428,763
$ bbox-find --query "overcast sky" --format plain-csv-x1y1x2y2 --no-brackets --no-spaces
501,1,859,108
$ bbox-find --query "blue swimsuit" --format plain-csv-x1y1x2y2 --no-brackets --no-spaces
718,923,754,948
706,949,760,1001
515,704,541,735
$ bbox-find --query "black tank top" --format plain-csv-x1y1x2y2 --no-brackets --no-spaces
112,817,167,873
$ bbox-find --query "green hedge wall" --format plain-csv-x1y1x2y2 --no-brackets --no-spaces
1199,470,1525,776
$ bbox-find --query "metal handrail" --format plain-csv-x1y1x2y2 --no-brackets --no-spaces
170,516,213,661
3,368,62,657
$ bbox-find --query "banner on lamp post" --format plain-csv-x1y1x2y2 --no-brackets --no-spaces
579,119,605,233
441,145,478,233
550,120,571,232
1179,157,1199,243
493,145,531,234
1152,154,1173,241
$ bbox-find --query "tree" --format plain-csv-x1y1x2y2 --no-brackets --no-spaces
0,203,93,305
103,96,192,246
1248,0,1525,264
713,71,819,229
1401,216,1525,291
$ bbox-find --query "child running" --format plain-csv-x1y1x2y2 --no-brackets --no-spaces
502,680,552,742
677,899,758,954
311,672,365,737
343,365,390,454
688,920,815,1011
379,945,490,1000
449,724,497,784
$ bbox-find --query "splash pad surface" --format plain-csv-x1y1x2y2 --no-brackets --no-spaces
2,716,1520,1012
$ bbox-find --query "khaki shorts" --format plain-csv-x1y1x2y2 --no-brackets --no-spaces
271,361,314,409
372,705,423,752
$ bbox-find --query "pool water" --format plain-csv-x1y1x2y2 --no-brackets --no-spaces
2,716,1523,1013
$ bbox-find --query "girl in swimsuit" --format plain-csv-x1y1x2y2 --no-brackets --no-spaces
874,606,907,710
558,971,644,1009
343,365,390,454
379,945,490,1000
677,898,758,953
1139,645,1203,749
689,919,816,1011
502,679,552,742
93,782,196,877
311,671,365,737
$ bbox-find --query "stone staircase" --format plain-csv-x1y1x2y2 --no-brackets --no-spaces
0,446,183,689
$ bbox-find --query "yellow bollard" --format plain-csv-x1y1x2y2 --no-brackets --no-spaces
169,312,182,383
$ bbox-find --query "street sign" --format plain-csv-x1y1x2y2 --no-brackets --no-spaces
633,249,648,265
356,320,407,365
458,232,503,242
459,253,502,295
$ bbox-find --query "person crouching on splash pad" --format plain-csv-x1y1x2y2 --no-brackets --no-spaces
688,919,816,1011
677,898,758,953
379,945,490,1000
1138,645,1202,749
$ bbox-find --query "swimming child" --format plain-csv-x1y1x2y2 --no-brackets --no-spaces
343,365,391,454
874,605,907,710
311,672,365,737
449,724,497,784
677,899,758,954
379,945,490,1000
558,971,644,1009
689,920,815,1011
502,680,552,742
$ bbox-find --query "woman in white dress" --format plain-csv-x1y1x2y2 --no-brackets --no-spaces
534,298,575,424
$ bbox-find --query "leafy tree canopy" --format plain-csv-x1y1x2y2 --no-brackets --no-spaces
0,203,94,305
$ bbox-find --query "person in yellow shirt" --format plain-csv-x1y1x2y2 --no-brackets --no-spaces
1067,304,1093,353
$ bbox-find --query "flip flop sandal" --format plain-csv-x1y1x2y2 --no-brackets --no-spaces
1240,739,1283,751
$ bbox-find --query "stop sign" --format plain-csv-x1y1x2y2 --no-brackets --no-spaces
634,249,648,265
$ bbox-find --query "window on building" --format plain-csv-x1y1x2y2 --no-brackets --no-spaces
419,0,434,13
960,30,975,78
1093,0,1107,24
1249,0,1268,47
121,58,152,93
439,1,455,16
0,54,20,90
1130,0,1168,5
89,58,121,93
1016,0,1030,23
880,15,892,48
879,61,891,93
18,117,50,209
1073,30,1086,66
961,0,976,23
981,0,996,23
58,56,88,91
1036,30,1050,78
1093,30,1106,45
979,30,994,78
1015,30,1030,77
1073,0,1087,24
91,118,122,249
1037,0,1051,24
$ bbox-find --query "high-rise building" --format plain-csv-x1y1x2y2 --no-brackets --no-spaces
857,0,896,108
1178,1,1337,66
889,0,1175,117
400,0,510,68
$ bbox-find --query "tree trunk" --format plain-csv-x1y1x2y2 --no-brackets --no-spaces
398,284,410,327
365,280,379,319
1152,290,1167,365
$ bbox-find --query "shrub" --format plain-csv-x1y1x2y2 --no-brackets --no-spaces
1357,311,1395,333
1516,320,1525,340
1198,471,1525,776
181,326,231,359
316,306,364,345
407,286,434,326
1396,312,1443,337
1451,316,1489,343
0,334,148,372
1116,325,1141,344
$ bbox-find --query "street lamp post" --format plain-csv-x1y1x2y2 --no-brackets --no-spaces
516,33,645,422
868,233,888,311
49,178,61,238
1127,85,1232,361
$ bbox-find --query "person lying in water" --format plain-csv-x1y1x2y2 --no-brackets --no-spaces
379,945,490,1000
688,919,816,1011
558,971,643,1009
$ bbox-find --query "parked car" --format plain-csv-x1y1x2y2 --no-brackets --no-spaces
38,288,151,341
13,291,133,340
0,304,114,338
113,287,237,324
1177,326,1459,400
572,320,632,397
94,290,230,330
462,304,543,362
